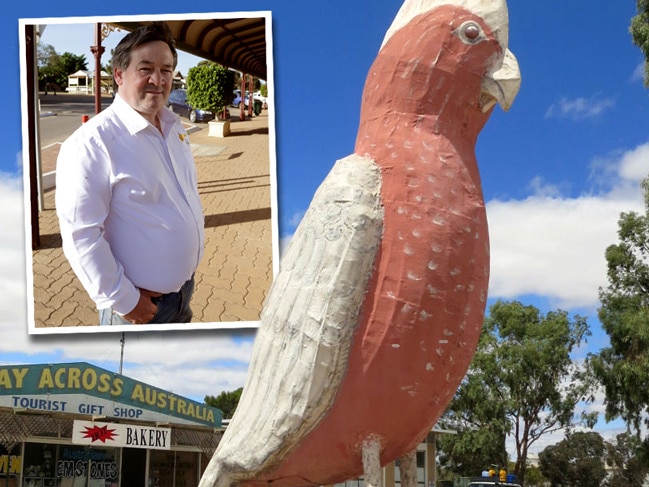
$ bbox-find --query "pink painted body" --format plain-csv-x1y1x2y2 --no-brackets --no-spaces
244,7,500,486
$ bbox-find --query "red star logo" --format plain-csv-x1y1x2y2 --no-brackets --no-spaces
82,425,118,443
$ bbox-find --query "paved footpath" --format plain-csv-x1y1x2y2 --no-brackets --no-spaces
31,111,275,329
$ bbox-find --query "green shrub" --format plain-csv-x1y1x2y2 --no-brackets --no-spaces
186,63,235,114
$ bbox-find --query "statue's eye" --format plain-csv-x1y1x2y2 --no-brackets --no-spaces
456,21,485,45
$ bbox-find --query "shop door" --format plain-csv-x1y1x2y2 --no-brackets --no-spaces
120,448,146,487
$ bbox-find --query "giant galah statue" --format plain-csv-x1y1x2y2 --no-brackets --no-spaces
199,0,521,486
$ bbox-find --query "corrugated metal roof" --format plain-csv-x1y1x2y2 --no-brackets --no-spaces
109,16,268,80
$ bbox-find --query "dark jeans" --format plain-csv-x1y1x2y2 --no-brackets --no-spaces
98,275,195,325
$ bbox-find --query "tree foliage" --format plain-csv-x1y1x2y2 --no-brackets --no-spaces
186,63,235,114
438,366,509,476
603,432,649,487
631,0,649,87
523,465,548,487
205,388,242,419
591,178,649,434
539,431,607,487
37,42,87,90
438,301,594,485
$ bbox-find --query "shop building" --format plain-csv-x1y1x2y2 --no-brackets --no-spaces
0,362,223,487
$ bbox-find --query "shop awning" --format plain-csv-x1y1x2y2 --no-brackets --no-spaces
108,17,268,80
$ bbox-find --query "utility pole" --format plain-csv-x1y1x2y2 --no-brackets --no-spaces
119,333,125,375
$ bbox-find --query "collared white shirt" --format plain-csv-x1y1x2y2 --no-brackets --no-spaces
56,94,205,315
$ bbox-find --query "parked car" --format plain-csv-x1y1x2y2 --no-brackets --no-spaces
167,89,219,123
232,89,250,108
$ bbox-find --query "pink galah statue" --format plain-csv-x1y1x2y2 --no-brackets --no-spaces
200,0,520,486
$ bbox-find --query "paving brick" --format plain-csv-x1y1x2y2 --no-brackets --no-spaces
220,302,261,322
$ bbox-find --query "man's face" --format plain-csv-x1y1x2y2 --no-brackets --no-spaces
114,40,174,123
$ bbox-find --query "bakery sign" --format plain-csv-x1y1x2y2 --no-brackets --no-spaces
72,420,171,450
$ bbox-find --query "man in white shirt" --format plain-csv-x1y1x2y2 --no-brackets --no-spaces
56,22,204,325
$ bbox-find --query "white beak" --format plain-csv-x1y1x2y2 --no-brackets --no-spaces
480,49,521,112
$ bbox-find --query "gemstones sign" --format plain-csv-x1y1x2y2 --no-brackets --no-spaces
0,362,222,428
72,420,171,450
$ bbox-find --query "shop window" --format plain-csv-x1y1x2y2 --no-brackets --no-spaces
23,444,119,487
395,451,427,487
0,444,21,487
149,451,197,487
23,443,56,487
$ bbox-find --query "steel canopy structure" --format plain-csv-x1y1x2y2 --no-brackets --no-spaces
109,17,268,81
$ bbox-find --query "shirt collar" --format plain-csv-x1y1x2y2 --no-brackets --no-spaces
112,93,176,137
157,101,177,136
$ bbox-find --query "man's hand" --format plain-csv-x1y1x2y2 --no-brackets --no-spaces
123,289,163,324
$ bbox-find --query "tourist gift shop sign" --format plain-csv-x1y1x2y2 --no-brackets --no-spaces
0,362,222,428
72,420,171,450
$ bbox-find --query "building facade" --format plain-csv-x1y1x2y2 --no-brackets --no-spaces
0,362,223,487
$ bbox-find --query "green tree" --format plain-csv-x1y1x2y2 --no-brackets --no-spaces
524,465,547,487
101,48,115,75
205,388,242,419
37,43,60,90
437,374,509,477
59,52,88,77
438,301,595,485
186,63,235,118
604,432,649,487
539,431,607,487
37,43,87,91
591,178,649,435
631,0,649,86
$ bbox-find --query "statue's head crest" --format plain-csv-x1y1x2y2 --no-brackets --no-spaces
382,0,510,49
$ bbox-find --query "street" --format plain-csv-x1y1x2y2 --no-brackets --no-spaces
37,92,245,148
38,93,114,147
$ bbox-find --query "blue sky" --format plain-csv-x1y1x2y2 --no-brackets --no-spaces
2,0,649,456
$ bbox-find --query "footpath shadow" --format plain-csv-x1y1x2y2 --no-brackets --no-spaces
36,233,62,250
229,127,269,137
205,207,272,228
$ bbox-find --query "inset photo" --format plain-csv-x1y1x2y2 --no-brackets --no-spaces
20,13,278,334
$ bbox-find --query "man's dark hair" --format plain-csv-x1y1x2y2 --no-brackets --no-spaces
112,21,178,91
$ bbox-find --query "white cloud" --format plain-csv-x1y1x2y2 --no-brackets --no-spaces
279,235,292,259
118,331,254,397
526,176,566,198
0,175,28,330
287,210,305,228
631,61,645,83
545,95,615,121
617,142,649,182
487,142,649,310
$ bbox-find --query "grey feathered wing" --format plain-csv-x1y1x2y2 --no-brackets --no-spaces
199,154,384,487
